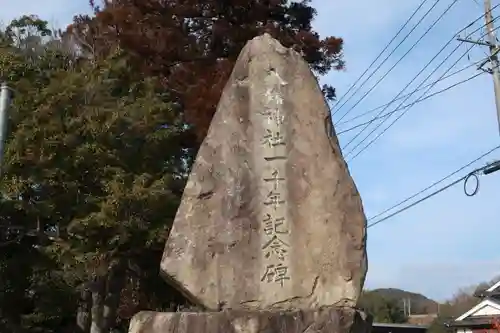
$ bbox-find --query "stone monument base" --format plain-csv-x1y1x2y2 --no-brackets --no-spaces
129,306,371,333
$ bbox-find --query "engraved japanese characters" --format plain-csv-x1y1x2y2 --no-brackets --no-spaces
160,33,367,311
258,70,290,288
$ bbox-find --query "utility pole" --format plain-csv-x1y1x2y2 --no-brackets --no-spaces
0,82,12,177
458,1,500,135
484,0,500,136
402,298,412,316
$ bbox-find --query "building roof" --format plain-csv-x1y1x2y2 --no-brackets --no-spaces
373,323,429,329
455,299,500,321
474,281,500,299
407,314,438,326
487,280,500,293
446,279,500,330
474,290,500,299
446,315,494,328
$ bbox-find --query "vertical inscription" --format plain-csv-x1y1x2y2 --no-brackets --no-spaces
258,71,290,287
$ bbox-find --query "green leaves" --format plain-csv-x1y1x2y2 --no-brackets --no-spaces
358,290,408,324
0,0,347,327
0,15,192,331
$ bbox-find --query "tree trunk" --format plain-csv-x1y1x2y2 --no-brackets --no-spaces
103,260,127,331
78,260,127,333
89,277,106,333
76,283,92,333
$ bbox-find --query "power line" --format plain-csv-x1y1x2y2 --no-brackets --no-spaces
367,144,500,222
331,0,432,116
337,69,487,135
367,145,500,229
342,11,498,154
335,59,484,127
339,0,460,142
347,31,500,161
344,17,500,160
334,0,457,123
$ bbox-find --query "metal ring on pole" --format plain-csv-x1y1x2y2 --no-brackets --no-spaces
463,172,480,196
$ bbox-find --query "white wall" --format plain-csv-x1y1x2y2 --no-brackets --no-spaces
472,306,500,317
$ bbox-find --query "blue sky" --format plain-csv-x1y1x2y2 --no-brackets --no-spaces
2,0,500,302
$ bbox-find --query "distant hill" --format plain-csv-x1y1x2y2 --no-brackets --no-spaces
360,288,439,315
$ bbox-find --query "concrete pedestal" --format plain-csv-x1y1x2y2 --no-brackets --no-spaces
129,306,371,333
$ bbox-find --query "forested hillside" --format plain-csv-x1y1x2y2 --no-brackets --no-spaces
358,288,438,324
358,277,499,329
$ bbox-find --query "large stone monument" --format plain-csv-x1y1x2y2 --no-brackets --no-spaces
129,33,370,333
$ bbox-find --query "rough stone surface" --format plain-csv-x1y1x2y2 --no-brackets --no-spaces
129,307,371,333
161,33,368,311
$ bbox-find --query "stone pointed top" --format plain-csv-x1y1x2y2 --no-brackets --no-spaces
160,33,367,311
247,33,289,54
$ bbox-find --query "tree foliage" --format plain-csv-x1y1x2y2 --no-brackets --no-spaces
0,14,191,333
358,290,408,324
0,0,346,330
66,0,344,140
